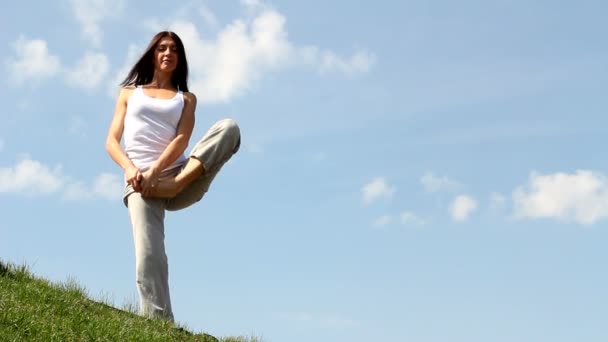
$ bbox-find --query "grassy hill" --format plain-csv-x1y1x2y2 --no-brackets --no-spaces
0,261,262,342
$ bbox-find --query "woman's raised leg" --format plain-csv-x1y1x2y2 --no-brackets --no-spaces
151,118,241,211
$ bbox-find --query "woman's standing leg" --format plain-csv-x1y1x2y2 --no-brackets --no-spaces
127,192,174,321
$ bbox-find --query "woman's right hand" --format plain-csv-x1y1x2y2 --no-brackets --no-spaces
125,165,143,192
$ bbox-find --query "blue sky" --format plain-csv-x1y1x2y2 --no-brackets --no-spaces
1,0,607,341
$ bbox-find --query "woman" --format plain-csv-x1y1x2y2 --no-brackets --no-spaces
105,31,241,321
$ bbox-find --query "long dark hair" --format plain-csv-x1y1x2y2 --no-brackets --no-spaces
121,31,189,92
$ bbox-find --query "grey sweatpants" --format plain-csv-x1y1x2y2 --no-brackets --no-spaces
124,118,240,321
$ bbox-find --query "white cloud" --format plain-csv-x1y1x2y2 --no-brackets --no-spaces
450,195,478,222
6,36,61,85
0,157,65,195
92,173,123,200
62,173,122,201
169,9,291,104
69,0,125,48
373,215,392,229
362,177,395,205
66,51,109,89
296,45,376,76
421,172,460,192
63,181,93,201
513,170,608,225
317,49,376,76
135,5,374,104
7,38,109,90
0,156,121,200
401,211,426,226
0,139,4,152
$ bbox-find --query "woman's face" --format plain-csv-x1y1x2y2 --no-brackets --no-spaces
154,37,179,73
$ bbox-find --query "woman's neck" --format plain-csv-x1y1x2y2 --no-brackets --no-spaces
150,72,173,89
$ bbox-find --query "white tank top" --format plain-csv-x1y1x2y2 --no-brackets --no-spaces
123,86,187,172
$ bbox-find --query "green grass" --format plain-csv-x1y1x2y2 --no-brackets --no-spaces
0,261,263,342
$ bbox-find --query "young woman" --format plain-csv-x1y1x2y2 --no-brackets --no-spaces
105,31,241,321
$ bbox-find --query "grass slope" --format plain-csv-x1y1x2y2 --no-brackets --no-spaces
0,261,262,342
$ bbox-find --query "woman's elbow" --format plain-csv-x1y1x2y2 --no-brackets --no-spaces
105,138,118,155
176,135,190,150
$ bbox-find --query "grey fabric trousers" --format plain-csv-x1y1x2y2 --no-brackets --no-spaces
124,118,240,321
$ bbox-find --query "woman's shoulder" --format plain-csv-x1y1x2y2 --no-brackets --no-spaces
121,85,138,94
116,86,137,102
119,85,137,93
182,91,197,105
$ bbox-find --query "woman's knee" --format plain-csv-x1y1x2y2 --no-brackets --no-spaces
217,118,241,152
218,118,240,137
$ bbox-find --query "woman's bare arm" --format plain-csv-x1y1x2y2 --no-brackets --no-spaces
105,87,142,191
140,92,197,194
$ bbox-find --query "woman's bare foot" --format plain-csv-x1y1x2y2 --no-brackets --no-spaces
144,158,206,198
146,178,183,198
